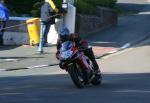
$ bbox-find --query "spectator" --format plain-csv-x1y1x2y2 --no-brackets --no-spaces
0,0,9,46
41,0,66,46
41,0,59,46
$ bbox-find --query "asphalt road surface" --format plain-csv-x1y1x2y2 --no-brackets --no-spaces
0,31,150,103
0,68,150,103
87,0,150,47
0,40,150,103
0,1,150,103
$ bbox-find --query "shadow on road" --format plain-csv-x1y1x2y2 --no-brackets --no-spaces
0,73,150,102
0,46,20,51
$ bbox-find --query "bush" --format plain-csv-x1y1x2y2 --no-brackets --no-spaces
30,2,42,17
5,0,117,16
75,0,117,14
5,0,62,17
75,0,96,15
5,0,38,16
88,0,117,7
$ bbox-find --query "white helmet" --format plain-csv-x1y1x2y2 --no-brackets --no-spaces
59,27,70,36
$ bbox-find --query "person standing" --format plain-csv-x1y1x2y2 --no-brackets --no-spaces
41,0,59,46
0,0,9,46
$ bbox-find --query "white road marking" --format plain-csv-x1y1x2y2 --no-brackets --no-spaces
0,59,19,62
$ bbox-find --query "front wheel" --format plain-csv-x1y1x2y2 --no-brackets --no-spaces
68,63,86,88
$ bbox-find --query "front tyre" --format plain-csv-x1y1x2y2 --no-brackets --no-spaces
68,63,85,88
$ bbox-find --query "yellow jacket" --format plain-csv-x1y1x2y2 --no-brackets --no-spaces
45,0,59,13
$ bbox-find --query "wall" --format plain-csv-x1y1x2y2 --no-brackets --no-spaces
76,6,118,38
4,17,30,45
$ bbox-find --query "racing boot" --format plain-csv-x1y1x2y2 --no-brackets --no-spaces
84,48,101,78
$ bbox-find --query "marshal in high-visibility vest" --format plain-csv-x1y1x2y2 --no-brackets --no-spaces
41,0,60,45
45,0,59,13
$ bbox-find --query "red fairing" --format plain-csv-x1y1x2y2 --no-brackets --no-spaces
57,41,90,72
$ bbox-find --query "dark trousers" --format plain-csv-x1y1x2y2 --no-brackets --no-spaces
43,22,51,44
0,21,6,45
84,48,100,71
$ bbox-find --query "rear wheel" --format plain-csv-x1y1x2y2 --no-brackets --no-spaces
87,58,102,86
68,63,86,88
91,73,102,85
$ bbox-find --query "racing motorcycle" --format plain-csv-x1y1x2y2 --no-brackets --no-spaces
56,41,102,88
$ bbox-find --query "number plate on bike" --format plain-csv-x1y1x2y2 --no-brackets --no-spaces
61,50,73,59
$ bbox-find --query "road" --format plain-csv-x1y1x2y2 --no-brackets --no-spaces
0,1,150,103
87,0,150,47
0,72,150,103
0,38,150,103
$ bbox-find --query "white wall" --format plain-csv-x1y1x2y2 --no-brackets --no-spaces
3,32,29,45
64,4,76,33
3,17,30,45
47,3,76,44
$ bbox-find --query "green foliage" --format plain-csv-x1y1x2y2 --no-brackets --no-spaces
30,2,42,17
5,0,117,16
75,0,117,14
75,0,96,15
5,0,62,17
5,0,39,16
53,0,62,7
85,0,117,7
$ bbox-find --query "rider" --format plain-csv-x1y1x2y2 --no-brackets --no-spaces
56,27,101,76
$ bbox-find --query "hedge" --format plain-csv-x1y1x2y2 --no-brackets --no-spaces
75,0,117,14
5,0,62,16
5,0,117,16
5,0,38,16
75,0,96,15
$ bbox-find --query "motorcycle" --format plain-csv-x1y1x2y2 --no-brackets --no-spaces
56,41,102,88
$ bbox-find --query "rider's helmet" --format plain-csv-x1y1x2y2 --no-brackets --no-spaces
59,27,70,42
